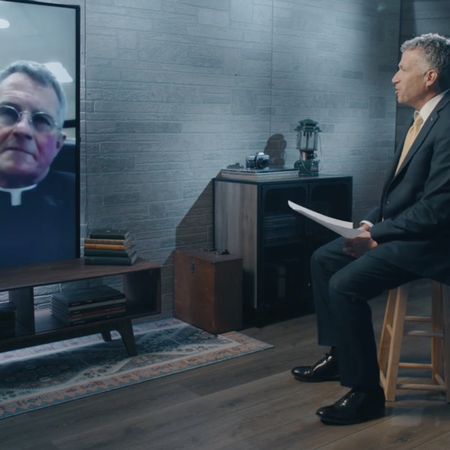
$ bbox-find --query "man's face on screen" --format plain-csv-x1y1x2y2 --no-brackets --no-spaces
0,73,66,188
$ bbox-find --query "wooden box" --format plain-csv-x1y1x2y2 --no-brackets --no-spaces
174,249,243,334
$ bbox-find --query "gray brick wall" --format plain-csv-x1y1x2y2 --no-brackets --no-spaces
270,0,401,222
30,0,403,316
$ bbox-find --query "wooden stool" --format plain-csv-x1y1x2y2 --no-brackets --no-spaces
378,281,450,402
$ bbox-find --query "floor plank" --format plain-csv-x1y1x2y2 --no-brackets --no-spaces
413,430,450,449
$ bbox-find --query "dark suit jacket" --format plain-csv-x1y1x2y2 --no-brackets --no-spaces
0,171,77,269
363,91,450,284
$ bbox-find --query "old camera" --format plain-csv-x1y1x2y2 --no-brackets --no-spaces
246,152,270,170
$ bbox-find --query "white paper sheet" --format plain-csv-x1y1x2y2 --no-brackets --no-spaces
288,201,365,238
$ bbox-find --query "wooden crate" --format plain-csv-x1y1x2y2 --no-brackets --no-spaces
174,249,243,334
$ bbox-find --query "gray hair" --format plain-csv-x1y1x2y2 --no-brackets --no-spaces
0,60,67,127
401,33,450,91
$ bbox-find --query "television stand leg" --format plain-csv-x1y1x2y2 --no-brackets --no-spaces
101,331,112,342
117,320,137,356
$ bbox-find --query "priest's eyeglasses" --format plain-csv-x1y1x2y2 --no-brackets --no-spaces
0,105,59,133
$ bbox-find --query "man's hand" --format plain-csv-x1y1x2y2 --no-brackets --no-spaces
342,226,378,258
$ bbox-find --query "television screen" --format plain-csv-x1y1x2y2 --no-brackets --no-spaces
0,0,80,269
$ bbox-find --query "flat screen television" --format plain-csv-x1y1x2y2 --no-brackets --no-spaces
0,0,80,269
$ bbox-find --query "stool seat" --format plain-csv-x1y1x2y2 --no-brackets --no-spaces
378,281,450,402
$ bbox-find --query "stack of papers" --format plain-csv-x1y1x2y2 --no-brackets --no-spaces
287,201,365,238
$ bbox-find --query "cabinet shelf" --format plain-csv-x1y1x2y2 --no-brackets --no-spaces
263,238,303,247
0,257,161,355
213,175,352,323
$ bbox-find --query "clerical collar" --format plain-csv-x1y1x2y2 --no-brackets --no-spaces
0,184,37,206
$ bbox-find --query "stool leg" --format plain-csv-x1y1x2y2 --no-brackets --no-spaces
431,281,443,383
384,285,409,402
442,284,450,403
378,289,398,374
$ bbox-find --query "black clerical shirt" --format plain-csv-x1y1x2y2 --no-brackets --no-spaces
0,171,77,269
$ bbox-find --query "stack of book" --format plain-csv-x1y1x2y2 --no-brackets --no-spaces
0,301,17,339
84,228,137,265
51,285,127,326
220,167,299,181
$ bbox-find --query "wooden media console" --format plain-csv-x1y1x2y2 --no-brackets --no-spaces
0,257,161,356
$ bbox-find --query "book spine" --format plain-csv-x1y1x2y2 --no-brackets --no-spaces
69,307,126,320
52,305,126,320
84,238,129,245
84,243,129,250
84,248,134,257
90,232,129,239
51,293,126,307
52,310,125,326
84,256,134,265
51,298,126,315
69,313,125,326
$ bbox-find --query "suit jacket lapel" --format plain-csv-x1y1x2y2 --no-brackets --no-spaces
387,116,413,180
394,115,435,175
379,92,450,217
380,116,412,204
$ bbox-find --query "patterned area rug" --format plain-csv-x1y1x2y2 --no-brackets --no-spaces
0,318,272,420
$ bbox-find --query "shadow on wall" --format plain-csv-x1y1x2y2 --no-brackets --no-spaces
174,180,214,250
264,134,287,167
166,180,216,308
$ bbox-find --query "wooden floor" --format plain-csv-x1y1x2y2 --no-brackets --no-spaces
0,280,449,450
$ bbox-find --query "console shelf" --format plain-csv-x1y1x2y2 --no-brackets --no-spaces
0,257,161,355
213,175,352,324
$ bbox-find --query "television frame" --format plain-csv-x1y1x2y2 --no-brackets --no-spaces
0,0,81,267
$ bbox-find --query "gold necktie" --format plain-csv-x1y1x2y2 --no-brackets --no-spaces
395,112,423,174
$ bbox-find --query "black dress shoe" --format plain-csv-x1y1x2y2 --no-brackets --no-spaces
291,353,339,382
316,386,385,425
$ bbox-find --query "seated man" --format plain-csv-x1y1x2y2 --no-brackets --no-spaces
291,33,450,425
0,61,76,268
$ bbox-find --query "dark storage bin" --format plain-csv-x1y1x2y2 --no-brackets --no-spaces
174,249,243,334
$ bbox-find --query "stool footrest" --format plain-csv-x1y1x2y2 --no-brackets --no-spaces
405,316,432,323
397,383,446,392
399,362,432,369
406,330,444,338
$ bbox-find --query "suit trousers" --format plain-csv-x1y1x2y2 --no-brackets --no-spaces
311,237,421,388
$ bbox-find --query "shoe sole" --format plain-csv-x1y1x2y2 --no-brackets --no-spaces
317,409,385,426
293,375,340,383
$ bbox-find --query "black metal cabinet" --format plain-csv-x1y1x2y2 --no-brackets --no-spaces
213,174,352,322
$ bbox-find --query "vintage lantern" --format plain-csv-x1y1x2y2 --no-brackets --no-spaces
294,118,321,176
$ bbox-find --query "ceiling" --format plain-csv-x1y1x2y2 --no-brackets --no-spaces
0,0,77,123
